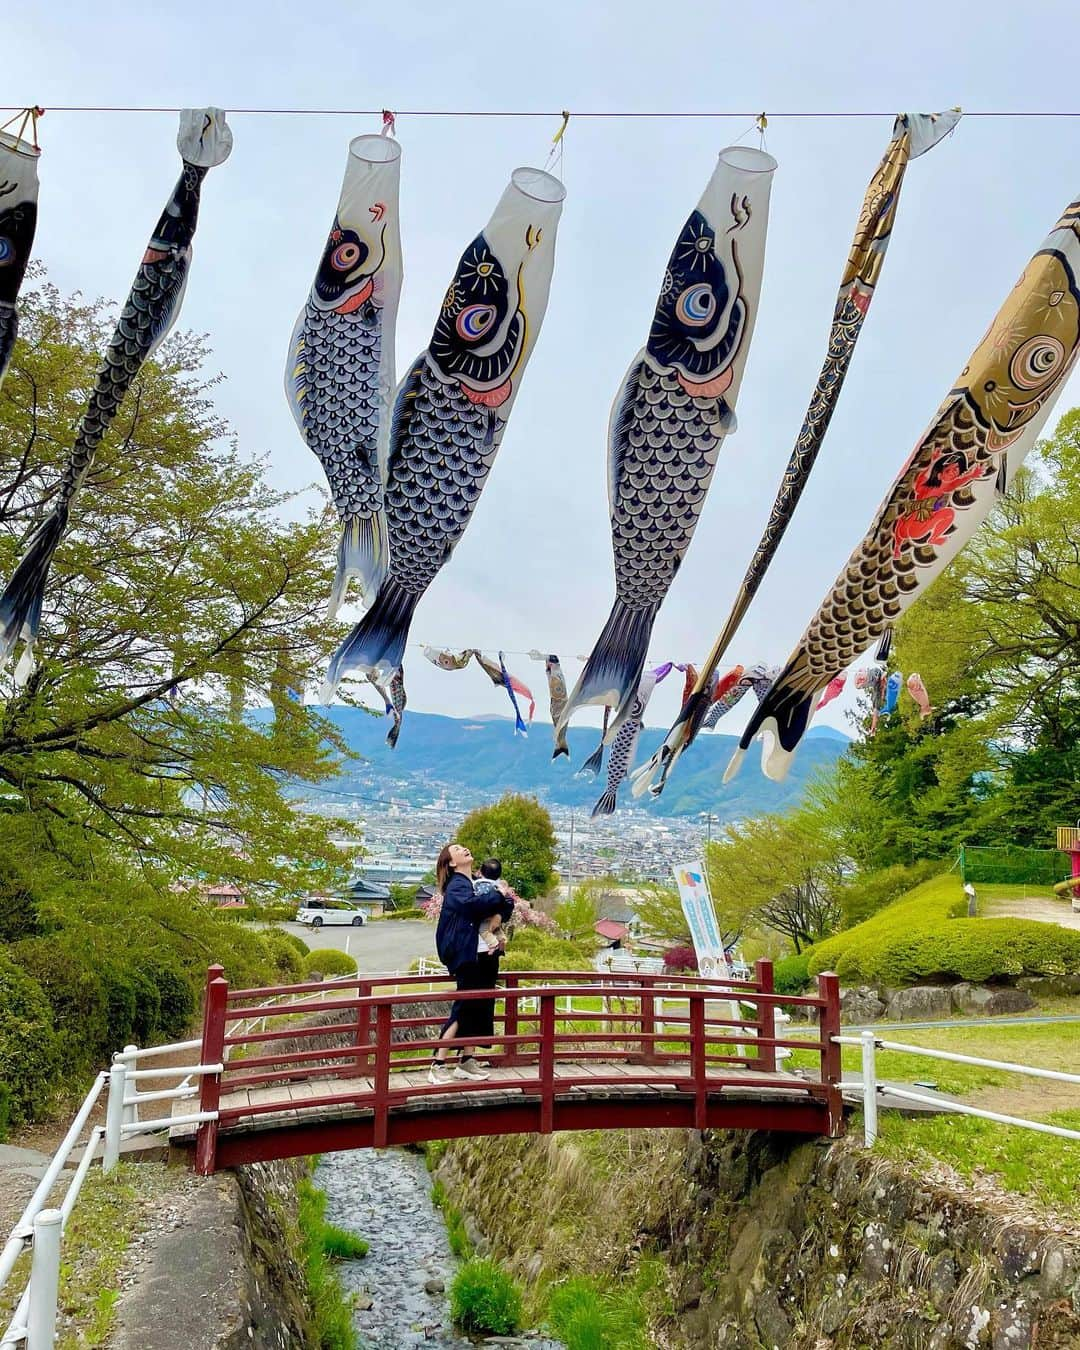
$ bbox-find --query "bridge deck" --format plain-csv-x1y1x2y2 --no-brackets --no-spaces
172,1060,834,1167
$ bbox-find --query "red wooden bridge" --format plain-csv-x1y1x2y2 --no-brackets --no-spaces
173,963,843,1174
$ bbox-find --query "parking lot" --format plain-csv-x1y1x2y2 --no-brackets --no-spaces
276,918,435,974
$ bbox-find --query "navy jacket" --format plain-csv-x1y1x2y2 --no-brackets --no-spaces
436,871,514,975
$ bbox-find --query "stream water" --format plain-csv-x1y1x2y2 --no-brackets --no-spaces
317,1148,562,1348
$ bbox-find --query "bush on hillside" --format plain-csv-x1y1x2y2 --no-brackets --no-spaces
821,917,1080,987
0,950,61,1126
773,951,813,994
302,949,358,979
808,874,967,980
263,929,306,981
837,859,945,929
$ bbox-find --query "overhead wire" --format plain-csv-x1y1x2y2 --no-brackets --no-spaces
0,105,1077,119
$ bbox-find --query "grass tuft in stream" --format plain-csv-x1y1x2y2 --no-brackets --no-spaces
450,1257,523,1335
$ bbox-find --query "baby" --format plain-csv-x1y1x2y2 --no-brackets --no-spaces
473,857,507,956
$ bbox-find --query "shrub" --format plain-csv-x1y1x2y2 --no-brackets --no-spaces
662,944,698,973
276,930,311,958
138,957,195,1039
302,949,358,979
502,929,592,973
809,874,1080,986
263,930,306,982
0,949,60,1125
450,1258,523,1336
772,951,812,994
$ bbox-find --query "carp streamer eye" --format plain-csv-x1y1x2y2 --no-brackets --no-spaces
476,262,494,277
331,240,365,271
0,237,13,265
1009,334,1065,390
456,303,497,341
676,284,717,327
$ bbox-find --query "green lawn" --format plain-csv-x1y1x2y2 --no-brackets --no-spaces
803,1020,1080,1216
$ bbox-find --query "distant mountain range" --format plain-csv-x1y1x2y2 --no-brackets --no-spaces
306,706,850,821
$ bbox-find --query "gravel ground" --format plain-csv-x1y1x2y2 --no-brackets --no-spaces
317,1148,561,1348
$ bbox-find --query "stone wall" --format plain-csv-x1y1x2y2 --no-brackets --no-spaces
436,1129,1080,1349
233,1159,316,1348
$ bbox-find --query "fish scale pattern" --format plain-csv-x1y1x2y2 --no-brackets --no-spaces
293,299,383,522
57,230,195,508
612,363,726,609
384,360,502,595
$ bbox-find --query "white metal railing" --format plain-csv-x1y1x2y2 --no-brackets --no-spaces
0,1039,222,1349
836,1031,1080,1147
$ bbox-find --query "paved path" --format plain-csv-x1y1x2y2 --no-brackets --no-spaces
985,894,1080,931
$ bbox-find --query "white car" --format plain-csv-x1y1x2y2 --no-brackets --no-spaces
296,900,367,929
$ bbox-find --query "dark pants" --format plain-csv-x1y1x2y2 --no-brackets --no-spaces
441,955,501,1049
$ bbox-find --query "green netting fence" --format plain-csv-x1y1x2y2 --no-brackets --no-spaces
959,844,1073,887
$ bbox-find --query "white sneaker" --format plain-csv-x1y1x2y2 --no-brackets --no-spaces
428,1062,454,1085
454,1058,491,1081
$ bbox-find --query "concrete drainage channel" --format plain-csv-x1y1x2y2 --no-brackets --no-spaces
318,1148,561,1349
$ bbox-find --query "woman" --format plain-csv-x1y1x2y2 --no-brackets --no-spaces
429,842,514,1085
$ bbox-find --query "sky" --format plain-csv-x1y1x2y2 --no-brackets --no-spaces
7,0,1080,746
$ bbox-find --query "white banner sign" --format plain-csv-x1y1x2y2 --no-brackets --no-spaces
672,860,731,982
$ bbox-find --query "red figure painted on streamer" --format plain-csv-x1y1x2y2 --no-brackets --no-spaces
893,451,988,559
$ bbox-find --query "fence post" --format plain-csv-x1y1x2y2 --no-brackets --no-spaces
754,959,776,1074
103,1064,126,1173
861,1029,879,1147
120,1045,138,1126
194,971,228,1176
373,1002,393,1148
817,972,843,1137
25,1208,62,1350
539,993,556,1134
502,972,520,1067
690,993,707,1131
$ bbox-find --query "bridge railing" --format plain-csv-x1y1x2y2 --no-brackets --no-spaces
193,962,842,1171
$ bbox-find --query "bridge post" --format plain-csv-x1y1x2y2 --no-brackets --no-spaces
26,1208,62,1350
502,973,520,1066
817,972,843,1137
348,980,372,1079
754,959,776,1073
373,1002,392,1148
195,968,227,1176
539,993,556,1134
690,994,707,1131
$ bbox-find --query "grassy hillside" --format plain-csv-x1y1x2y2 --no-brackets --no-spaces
808,874,1080,986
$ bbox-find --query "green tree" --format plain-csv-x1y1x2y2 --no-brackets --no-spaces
456,794,557,900
0,276,360,902
553,876,625,938
825,411,1080,866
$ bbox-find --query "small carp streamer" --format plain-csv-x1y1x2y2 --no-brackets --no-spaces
323,167,565,711
286,132,403,618
369,667,407,748
0,112,41,390
634,110,961,798
422,646,535,736
591,662,676,816
556,146,775,748
729,193,1080,781
883,670,903,716
0,108,232,675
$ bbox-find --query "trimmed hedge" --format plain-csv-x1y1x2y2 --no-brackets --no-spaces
838,859,945,929
302,948,358,978
808,874,1080,985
